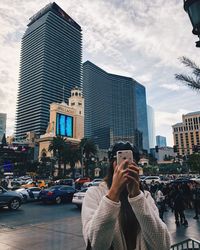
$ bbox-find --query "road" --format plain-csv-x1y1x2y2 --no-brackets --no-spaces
0,201,85,250
0,200,199,249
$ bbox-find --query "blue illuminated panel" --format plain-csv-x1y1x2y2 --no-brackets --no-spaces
56,113,73,137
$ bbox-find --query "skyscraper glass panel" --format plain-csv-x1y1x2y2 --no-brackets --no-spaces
15,2,82,138
83,61,149,151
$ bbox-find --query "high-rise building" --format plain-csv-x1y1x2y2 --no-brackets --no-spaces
156,135,167,147
83,61,149,151
0,113,7,141
147,105,156,148
16,2,82,139
172,111,200,155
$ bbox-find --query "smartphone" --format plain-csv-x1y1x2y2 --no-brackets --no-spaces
116,150,133,166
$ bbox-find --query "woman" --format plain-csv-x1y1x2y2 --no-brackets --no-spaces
82,142,171,250
155,184,165,221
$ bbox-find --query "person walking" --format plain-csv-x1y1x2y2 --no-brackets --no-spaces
193,182,200,220
173,185,188,227
82,141,171,250
155,184,165,221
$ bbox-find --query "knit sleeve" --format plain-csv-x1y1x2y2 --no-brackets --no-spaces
81,187,121,250
128,191,171,250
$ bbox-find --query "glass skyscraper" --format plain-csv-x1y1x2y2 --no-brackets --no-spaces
147,105,156,148
16,2,82,138
156,135,167,147
83,61,149,151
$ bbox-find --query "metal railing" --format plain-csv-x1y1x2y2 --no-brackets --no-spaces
171,238,200,250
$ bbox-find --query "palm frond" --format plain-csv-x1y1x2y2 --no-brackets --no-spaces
179,56,200,78
175,73,200,91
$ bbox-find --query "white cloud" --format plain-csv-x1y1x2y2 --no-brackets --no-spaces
0,0,200,145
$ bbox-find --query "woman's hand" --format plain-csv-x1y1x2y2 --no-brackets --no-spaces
107,160,129,202
126,162,140,198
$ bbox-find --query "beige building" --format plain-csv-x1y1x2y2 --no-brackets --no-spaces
38,87,84,159
172,111,200,156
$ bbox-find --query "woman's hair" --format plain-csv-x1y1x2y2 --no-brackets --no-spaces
105,141,140,249
108,141,140,163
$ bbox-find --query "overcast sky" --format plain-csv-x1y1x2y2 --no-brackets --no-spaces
0,0,199,146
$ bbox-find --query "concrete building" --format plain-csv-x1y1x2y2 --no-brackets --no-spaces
172,111,200,156
156,135,167,147
83,61,149,151
153,147,176,164
147,105,155,148
16,2,82,139
38,87,84,159
0,113,7,141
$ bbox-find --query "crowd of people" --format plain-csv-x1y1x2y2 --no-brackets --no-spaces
141,179,200,225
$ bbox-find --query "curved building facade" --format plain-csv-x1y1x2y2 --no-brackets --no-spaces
16,2,82,138
83,61,149,151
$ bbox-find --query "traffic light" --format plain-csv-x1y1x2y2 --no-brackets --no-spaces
173,145,178,153
155,146,159,153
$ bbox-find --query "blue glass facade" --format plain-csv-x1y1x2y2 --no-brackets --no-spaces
156,135,167,147
83,61,149,151
16,3,82,138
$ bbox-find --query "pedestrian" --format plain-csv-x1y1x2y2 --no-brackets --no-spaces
82,141,171,250
192,182,200,220
155,184,165,221
149,180,157,200
173,185,188,227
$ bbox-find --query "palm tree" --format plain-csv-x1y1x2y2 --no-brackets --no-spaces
79,138,97,177
62,142,80,177
175,56,200,91
48,136,66,176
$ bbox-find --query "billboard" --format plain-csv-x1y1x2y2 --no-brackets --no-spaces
56,113,73,137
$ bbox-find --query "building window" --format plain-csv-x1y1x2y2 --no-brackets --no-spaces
78,102,82,106
71,102,75,106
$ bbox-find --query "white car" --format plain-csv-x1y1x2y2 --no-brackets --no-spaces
143,176,161,185
72,188,88,208
191,176,200,184
15,187,41,202
83,179,103,187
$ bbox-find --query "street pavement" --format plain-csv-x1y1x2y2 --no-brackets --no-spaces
0,202,199,250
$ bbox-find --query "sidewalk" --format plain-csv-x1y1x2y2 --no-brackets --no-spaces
164,208,200,244
0,209,199,249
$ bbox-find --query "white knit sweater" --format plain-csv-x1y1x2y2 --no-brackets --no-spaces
81,182,171,250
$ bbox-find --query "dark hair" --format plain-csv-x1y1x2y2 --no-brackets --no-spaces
108,141,140,163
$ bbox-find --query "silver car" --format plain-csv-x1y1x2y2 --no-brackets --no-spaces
16,187,41,202
0,186,23,210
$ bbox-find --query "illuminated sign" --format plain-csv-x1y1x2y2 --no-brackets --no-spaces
56,113,73,137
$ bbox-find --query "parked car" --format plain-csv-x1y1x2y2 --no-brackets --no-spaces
54,179,75,188
75,177,91,185
84,178,103,187
37,180,48,188
159,176,171,184
15,187,41,202
0,186,23,210
143,176,161,184
191,176,200,184
72,188,88,209
39,185,76,204
21,180,37,188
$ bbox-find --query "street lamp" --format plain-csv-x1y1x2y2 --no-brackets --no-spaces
184,0,200,47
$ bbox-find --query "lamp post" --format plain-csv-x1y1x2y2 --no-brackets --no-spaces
184,0,200,47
